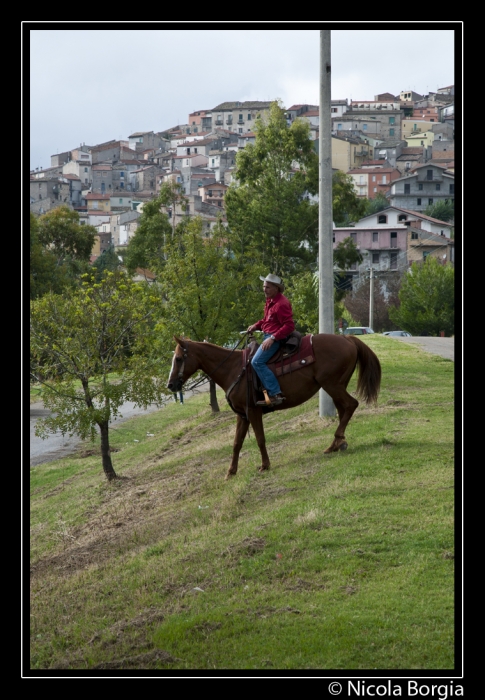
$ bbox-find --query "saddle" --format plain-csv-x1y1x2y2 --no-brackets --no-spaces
242,333,316,411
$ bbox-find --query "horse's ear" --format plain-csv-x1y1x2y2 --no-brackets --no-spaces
174,335,186,348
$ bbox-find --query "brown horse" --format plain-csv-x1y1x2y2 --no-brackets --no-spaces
167,334,381,480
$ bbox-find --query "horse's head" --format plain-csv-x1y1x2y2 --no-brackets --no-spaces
167,336,196,393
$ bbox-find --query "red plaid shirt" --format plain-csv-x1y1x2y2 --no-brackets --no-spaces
252,292,295,341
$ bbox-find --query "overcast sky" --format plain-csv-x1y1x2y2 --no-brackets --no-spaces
27,24,459,171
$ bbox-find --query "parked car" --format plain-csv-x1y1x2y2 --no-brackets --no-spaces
382,331,412,337
343,327,375,335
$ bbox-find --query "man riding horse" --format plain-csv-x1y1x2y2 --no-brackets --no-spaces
247,273,295,407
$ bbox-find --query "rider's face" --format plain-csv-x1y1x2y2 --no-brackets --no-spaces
263,282,279,299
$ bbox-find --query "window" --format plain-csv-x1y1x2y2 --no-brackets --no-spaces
350,232,357,244
434,183,441,191
412,232,418,240
423,251,430,260
372,232,378,242
372,175,376,182
389,128,394,136
247,114,251,120
418,183,423,191
120,171,124,178
372,253,380,264
428,198,433,205
417,198,421,205
389,116,395,124
119,199,123,204
390,252,398,270
449,184,454,194
404,184,410,194
427,170,433,180
390,232,397,248
382,175,387,184
84,167,88,172
337,123,342,130
378,214,387,224
239,128,243,134
374,187,377,192
363,124,367,131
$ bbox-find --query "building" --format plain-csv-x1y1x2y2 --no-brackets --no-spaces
387,164,454,212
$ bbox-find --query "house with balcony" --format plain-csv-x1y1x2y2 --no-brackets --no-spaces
197,182,228,209
330,134,372,172
387,164,454,212
407,227,455,267
333,223,409,291
348,166,401,199
188,109,212,134
355,206,453,238
211,101,272,135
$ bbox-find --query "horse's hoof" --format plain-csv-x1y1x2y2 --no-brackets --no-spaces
225,471,236,481
339,442,348,451
258,466,270,473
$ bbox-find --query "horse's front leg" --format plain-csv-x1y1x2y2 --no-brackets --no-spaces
249,408,270,473
225,413,250,480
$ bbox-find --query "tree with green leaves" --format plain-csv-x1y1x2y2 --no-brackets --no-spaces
362,192,389,217
423,200,454,223
31,207,96,298
389,257,454,336
91,245,121,280
157,217,249,412
225,100,320,276
30,270,167,481
30,212,66,299
36,205,96,267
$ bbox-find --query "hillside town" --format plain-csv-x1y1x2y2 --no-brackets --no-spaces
30,86,455,285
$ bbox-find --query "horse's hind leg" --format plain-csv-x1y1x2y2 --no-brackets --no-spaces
225,413,250,480
322,386,359,453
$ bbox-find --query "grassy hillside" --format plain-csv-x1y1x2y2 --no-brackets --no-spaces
28,336,456,672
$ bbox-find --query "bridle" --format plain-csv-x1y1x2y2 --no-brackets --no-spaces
173,335,249,391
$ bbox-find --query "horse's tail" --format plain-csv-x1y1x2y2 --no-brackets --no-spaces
345,336,381,405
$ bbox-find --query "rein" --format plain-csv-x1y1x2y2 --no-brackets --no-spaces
178,334,249,392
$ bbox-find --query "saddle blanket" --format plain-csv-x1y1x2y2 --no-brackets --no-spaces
269,334,315,377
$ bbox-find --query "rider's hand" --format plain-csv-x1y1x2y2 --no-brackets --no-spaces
261,337,274,351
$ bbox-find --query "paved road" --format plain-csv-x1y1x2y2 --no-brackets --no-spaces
384,335,454,361
29,382,210,467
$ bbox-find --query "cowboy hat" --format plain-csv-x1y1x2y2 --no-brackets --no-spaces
259,273,284,291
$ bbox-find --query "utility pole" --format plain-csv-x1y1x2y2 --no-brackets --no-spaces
369,266,374,329
319,29,335,417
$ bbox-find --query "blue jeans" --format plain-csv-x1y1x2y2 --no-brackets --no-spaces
251,334,282,396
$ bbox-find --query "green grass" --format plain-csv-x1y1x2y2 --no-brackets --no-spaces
28,336,457,672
